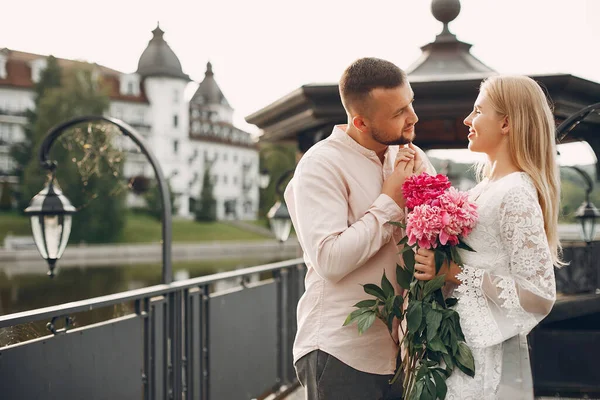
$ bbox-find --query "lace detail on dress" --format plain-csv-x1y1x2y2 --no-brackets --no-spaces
444,173,556,398
455,266,503,348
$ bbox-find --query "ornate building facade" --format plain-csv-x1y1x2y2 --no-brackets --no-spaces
0,25,259,220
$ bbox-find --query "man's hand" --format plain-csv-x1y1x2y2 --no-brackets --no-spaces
382,149,415,208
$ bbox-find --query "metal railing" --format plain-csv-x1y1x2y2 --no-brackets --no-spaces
0,258,306,400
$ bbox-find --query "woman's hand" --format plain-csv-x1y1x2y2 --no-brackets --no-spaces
413,247,462,285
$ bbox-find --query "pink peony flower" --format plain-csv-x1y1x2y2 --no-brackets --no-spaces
436,188,478,245
402,173,452,209
405,204,446,249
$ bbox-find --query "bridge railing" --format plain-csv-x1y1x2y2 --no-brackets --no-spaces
0,258,306,400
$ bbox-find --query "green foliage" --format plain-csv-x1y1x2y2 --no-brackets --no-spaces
12,56,63,211
21,67,126,244
143,180,176,221
195,167,217,222
345,241,476,399
259,143,296,218
0,181,13,211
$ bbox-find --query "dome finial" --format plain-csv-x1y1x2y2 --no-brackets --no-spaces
206,61,214,76
152,23,164,40
431,0,461,36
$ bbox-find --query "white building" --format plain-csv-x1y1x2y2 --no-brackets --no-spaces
0,25,259,220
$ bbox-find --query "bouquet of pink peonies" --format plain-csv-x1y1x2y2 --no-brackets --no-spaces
345,173,478,400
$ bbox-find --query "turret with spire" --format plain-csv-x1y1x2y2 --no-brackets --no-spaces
136,23,190,81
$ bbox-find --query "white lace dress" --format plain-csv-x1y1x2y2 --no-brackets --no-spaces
444,172,556,399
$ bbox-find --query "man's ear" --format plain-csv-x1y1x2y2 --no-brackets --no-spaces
352,115,368,133
501,115,510,135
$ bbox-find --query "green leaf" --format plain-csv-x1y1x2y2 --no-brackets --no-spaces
450,246,464,267
387,221,406,229
455,342,476,377
363,284,386,301
412,380,425,400
423,275,446,298
425,309,443,342
357,311,377,335
353,299,377,308
397,235,409,246
399,245,417,254
432,369,448,400
386,312,395,332
343,307,371,326
427,337,448,354
381,271,395,298
416,364,429,382
442,353,455,374
445,297,458,307
393,295,404,318
424,376,437,400
403,248,416,272
457,240,475,252
434,250,446,274
407,301,423,332
396,264,413,290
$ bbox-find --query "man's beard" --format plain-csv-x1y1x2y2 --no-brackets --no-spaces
372,127,414,146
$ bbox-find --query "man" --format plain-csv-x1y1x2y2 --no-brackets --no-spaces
285,57,435,399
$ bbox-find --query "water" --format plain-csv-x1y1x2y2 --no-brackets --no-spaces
0,256,285,316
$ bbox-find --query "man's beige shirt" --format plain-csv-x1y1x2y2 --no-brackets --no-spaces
285,124,434,375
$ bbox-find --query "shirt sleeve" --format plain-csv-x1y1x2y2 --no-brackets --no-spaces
454,186,556,348
284,154,404,283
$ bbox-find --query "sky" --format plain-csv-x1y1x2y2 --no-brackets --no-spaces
1,0,598,164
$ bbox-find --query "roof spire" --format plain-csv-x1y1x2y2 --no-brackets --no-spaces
431,0,461,41
206,61,213,77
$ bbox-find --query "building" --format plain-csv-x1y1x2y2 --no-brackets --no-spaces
0,25,259,220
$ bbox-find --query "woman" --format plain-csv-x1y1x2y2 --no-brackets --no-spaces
412,75,560,398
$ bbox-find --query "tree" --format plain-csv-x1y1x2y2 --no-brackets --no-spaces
195,166,217,222
143,180,177,220
0,181,13,211
258,143,296,219
21,67,126,244
13,56,62,211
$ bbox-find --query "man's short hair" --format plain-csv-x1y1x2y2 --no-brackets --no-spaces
339,57,407,115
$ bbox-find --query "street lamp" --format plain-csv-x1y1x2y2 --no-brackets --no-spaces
24,167,76,277
259,168,270,190
26,115,173,283
557,102,600,293
267,169,293,242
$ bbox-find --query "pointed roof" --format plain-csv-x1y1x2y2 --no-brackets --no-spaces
406,0,495,79
191,62,231,107
136,24,190,81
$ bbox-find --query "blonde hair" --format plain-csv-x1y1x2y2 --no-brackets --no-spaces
476,75,562,265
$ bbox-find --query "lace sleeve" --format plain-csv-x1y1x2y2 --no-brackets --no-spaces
456,186,556,348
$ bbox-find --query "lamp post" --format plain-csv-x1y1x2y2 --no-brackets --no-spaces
267,169,293,242
24,115,173,283
557,102,600,294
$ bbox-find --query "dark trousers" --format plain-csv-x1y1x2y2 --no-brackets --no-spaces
294,350,403,400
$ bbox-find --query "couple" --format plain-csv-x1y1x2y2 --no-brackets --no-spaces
284,57,558,399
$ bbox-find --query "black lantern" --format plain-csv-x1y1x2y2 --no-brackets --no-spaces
24,176,76,277
575,200,600,244
267,200,292,242
259,168,270,189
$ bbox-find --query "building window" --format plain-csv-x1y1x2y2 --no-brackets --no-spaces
174,89,179,104
173,140,179,154
233,176,238,185
173,115,179,128
127,82,134,95
223,153,228,162
233,154,238,163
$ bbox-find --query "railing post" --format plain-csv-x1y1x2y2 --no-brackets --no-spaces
169,291,184,399
200,284,210,400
